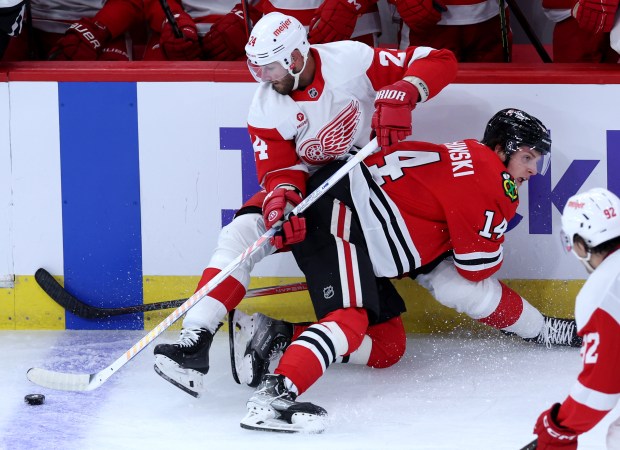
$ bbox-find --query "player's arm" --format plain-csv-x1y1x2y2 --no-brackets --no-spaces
48,0,143,60
308,0,378,44
248,126,308,248
366,46,457,103
535,309,620,445
248,125,308,195
446,172,517,281
366,46,457,148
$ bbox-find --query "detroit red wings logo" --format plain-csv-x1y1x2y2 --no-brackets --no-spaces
298,101,361,164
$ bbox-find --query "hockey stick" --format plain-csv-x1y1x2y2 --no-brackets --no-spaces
240,0,253,38
498,0,511,62
504,0,552,63
34,268,308,320
519,438,537,450
26,138,379,392
158,0,183,38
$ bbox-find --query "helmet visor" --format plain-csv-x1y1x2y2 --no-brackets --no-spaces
536,151,551,176
247,60,289,83
513,146,551,176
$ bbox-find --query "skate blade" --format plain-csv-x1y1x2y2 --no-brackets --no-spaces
229,309,255,385
240,409,327,434
153,355,205,398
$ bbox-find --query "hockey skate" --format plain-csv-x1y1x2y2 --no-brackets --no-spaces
240,374,328,433
228,309,294,387
153,326,218,398
525,316,582,348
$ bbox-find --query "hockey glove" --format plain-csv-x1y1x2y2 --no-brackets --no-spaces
308,0,372,44
572,0,619,33
534,403,579,449
160,12,201,60
272,215,307,251
202,4,258,60
48,18,111,61
262,185,303,229
372,79,419,148
396,0,446,34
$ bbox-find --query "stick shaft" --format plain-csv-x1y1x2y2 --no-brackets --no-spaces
157,0,183,38
505,0,552,62
35,268,307,319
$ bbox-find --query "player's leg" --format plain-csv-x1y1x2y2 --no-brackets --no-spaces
154,194,271,396
230,277,407,385
241,186,381,432
417,258,581,347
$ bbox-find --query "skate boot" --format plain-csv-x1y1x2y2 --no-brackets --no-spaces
229,309,294,387
153,326,218,398
525,316,582,348
240,374,328,433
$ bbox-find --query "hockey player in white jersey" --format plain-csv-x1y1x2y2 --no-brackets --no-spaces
152,12,457,400
530,188,620,450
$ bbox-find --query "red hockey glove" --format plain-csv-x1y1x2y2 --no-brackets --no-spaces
572,0,619,33
308,0,371,44
160,12,201,60
396,0,446,34
534,403,579,449
372,79,419,149
263,185,303,229
48,18,111,61
202,5,255,60
271,215,307,250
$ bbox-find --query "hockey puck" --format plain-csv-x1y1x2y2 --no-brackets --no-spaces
24,394,45,405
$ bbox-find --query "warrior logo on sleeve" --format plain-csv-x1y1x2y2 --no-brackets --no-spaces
298,100,360,164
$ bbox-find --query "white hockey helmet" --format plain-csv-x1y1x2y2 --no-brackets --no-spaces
245,12,310,84
561,187,620,253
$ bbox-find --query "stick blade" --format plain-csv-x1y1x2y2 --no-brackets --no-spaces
27,367,95,391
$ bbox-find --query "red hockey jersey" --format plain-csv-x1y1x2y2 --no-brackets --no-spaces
348,138,519,281
557,248,620,436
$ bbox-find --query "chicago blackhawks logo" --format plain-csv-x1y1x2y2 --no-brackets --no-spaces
502,172,518,202
298,101,360,164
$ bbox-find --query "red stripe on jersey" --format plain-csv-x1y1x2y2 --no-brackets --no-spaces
558,395,610,434
291,49,325,102
336,201,359,308
477,281,523,328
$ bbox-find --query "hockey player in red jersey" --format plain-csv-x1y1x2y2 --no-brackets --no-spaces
151,12,456,398
237,108,581,433
530,188,620,450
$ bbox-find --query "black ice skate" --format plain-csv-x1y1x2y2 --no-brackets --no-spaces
153,327,217,398
228,309,294,387
240,374,328,433
525,316,582,347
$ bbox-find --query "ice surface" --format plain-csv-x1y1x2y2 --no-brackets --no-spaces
0,330,615,450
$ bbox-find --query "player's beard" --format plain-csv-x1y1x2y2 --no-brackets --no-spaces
271,73,295,95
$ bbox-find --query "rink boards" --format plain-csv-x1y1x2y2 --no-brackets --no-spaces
1,64,619,330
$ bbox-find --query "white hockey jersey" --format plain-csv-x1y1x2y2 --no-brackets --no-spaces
557,248,620,440
247,40,457,194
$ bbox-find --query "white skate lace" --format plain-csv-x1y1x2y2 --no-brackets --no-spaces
177,328,202,348
539,318,576,348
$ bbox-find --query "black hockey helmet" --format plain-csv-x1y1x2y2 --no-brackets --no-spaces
482,108,552,174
